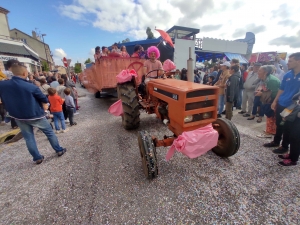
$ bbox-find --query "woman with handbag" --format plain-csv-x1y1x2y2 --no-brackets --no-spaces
249,66,280,123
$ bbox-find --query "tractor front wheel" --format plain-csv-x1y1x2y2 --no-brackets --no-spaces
138,130,158,179
212,118,240,157
117,82,140,130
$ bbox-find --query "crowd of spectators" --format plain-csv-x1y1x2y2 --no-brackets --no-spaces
0,60,80,132
172,53,300,167
0,60,69,164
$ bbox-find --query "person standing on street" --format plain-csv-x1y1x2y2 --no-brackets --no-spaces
239,63,261,117
214,61,231,118
2,59,19,129
0,62,66,164
236,64,248,110
225,65,241,120
263,53,300,165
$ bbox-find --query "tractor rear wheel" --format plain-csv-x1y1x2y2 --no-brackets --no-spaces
117,82,140,130
138,130,158,179
212,118,240,157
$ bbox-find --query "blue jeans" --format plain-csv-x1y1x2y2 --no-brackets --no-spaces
52,111,66,131
218,95,225,114
15,117,64,161
237,89,243,108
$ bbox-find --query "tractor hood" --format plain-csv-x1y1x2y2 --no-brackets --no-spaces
149,79,219,92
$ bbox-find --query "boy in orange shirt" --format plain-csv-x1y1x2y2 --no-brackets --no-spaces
47,88,68,133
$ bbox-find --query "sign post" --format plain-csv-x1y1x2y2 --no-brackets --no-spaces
62,57,71,78
63,57,68,67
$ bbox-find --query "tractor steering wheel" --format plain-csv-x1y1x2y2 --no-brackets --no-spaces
145,69,165,79
145,69,174,79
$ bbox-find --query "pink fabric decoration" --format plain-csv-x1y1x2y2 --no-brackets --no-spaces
116,69,137,84
108,99,123,116
166,124,219,161
163,59,176,71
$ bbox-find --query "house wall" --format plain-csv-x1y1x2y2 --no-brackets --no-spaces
174,38,196,71
9,29,53,68
0,13,9,37
202,37,248,54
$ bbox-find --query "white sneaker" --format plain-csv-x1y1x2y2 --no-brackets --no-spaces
65,119,69,123
74,112,79,115
55,130,61,134
62,128,69,133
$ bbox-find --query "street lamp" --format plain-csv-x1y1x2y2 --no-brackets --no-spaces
41,34,49,71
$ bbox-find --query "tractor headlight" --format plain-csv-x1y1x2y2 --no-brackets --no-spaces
203,112,212,119
184,115,193,123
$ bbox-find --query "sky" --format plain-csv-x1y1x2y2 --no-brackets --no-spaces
2,0,300,66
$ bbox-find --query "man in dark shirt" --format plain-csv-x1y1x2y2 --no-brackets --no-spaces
0,62,66,164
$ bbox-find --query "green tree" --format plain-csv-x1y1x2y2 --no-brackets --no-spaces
146,27,155,39
42,61,49,72
74,63,82,73
84,58,92,64
122,38,130,43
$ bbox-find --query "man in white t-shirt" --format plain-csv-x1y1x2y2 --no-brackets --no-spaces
143,46,164,83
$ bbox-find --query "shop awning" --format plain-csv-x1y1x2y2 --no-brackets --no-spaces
224,52,248,64
0,42,39,60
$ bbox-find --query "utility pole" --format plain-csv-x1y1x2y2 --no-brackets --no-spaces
41,34,49,71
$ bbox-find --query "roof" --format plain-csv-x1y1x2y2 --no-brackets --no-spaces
0,42,39,60
166,25,200,39
0,7,9,15
224,53,248,64
10,28,49,47
116,38,160,47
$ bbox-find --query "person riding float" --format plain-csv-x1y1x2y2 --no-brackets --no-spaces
143,46,164,82
139,46,164,98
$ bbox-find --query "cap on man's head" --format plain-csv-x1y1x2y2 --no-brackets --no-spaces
254,63,262,67
220,61,231,68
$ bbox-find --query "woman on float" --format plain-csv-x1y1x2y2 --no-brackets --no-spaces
120,46,130,58
143,46,164,84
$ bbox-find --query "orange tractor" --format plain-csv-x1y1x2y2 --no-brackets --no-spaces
117,70,240,179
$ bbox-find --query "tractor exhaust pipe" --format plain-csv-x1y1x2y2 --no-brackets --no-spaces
187,47,194,82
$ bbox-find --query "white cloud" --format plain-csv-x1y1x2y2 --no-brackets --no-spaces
88,48,94,60
58,0,300,57
53,48,67,66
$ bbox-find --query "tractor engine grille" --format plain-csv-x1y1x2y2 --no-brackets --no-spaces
185,100,214,111
186,89,215,98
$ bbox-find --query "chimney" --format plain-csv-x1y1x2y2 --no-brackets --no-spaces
32,31,37,39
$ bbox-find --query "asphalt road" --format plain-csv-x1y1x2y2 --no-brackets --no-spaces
0,86,299,224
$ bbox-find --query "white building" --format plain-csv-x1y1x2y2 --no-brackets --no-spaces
0,7,41,73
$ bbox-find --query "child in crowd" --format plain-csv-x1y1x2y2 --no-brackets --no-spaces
207,75,215,86
47,88,68,133
42,103,54,130
64,88,77,126
173,69,181,80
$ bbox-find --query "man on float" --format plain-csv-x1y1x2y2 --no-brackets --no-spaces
143,46,164,83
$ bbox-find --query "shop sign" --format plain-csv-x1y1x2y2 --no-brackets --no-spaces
0,55,18,61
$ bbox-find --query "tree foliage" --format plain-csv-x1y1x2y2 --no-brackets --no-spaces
74,63,82,73
146,27,155,39
42,61,49,72
84,58,92,64
122,38,130,43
